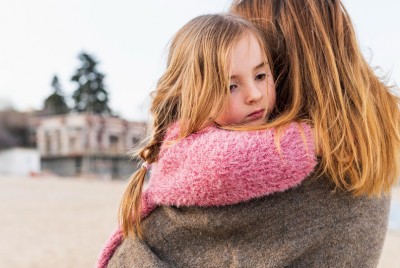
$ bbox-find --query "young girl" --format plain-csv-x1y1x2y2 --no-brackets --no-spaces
98,14,317,267
230,0,400,266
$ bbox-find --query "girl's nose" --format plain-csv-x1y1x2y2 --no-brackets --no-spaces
245,84,263,104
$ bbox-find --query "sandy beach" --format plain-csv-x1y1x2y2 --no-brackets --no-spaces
0,175,398,268
0,176,125,268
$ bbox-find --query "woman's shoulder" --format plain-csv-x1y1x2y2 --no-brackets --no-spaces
107,174,390,268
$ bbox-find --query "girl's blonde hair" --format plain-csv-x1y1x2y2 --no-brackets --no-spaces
119,14,273,239
231,0,400,196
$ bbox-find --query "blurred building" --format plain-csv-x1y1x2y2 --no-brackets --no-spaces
33,113,146,179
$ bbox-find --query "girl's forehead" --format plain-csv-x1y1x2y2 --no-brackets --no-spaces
236,30,268,51
229,31,268,58
227,32,268,74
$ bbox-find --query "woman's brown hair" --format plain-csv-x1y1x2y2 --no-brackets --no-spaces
231,0,400,196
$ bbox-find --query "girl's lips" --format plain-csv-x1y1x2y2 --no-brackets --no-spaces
247,109,265,119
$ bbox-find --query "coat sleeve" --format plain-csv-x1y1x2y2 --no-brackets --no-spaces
146,122,316,207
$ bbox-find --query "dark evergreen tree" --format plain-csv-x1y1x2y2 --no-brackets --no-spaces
43,75,70,115
71,52,111,114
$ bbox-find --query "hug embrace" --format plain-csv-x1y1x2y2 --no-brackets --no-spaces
98,0,400,267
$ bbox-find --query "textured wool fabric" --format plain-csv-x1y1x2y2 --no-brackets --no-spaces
98,123,316,267
108,174,390,268
147,122,316,208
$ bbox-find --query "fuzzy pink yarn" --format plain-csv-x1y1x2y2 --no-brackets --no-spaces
97,122,316,268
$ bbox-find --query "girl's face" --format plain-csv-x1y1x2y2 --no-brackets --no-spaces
215,32,276,126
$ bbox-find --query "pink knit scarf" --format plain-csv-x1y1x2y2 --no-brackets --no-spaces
98,123,316,268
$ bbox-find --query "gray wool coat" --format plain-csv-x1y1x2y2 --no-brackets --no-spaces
108,174,390,268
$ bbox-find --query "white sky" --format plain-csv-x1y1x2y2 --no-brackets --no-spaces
0,0,399,121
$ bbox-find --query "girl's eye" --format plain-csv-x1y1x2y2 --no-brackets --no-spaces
255,73,266,81
229,84,238,92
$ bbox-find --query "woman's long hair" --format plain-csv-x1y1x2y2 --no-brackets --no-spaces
119,14,273,239
231,0,400,196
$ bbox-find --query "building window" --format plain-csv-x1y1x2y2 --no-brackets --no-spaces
109,135,119,153
70,137,77,153
55,130,61,153
45,132,51,155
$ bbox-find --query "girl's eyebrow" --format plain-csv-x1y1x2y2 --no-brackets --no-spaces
254,62,267,70
230,62,268,80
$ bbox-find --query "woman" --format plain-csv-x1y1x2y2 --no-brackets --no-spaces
230,0,400,266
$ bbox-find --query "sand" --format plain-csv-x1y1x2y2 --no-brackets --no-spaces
0,175,398,268
0,176,125,268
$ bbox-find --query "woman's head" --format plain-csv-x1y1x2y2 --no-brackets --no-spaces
120,14,276,238
231,0,400,196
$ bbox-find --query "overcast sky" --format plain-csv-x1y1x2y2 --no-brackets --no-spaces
0,0,399,121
